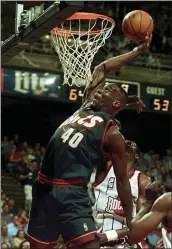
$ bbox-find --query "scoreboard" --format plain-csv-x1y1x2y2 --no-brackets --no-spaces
1,67,172,114
64,78,172,114
64,78,140,103
142,84,171,114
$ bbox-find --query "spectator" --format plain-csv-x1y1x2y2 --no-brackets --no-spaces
13,230,25,248
138,152,149,172
163,149,172,171
31,160,39,182
7,216,22,237
20,142,28,154
147,233,160,248
19,240,30,249
13,134,20,147
1,139,13,169
35,143,41,154
40,146,45,161
1,243,10,249
7,145,23,176
1,204,13,225
1,225,14,248
1,136,9,149
143,150,154,167
1,192,8,207
18,210,29,229
17,164,33,208
8,199,18,215
1,148,7,170
164,170,172,191
26,147,36,161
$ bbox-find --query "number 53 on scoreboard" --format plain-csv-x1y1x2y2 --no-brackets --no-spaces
152,99,170,112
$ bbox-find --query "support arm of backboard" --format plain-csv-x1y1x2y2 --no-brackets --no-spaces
1,1,84,64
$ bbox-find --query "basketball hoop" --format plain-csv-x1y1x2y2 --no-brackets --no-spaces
51,12,115,86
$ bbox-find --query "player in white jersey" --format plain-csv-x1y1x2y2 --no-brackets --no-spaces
93,140,151,248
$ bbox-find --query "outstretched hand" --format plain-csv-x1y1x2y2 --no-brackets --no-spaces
145,181,164,202
133,33,152,53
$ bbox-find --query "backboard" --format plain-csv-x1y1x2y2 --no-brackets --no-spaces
1,1,84,64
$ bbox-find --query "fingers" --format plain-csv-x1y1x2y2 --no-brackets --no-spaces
144,32,152,47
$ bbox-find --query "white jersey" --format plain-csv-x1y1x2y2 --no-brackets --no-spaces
93,164,142,232
162,224,172,248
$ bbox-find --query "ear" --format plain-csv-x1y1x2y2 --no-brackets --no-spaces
112,100,121,108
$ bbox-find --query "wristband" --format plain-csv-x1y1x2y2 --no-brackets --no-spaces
104,230,118,242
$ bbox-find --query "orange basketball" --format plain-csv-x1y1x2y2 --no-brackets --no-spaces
122,10,154,41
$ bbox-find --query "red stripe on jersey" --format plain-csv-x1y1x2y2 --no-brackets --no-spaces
93,161,113,187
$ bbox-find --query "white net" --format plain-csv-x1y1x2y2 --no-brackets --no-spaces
51,14,115,86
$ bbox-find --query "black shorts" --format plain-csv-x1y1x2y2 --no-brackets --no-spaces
26,179,97,249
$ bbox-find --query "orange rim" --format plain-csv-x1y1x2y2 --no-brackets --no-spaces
51,12,115,37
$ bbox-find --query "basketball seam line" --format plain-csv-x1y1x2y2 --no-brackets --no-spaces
129,16,137,37
138,10,142,35
140,19,152,35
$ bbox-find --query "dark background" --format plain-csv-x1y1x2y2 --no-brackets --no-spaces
2,95,171,154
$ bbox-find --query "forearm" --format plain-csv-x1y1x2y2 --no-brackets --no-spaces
83,48,141,104
128,202,152,244
117,179,133,227
103,48,142,74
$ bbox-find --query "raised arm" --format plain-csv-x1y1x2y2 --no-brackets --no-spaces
82,35,151,105
129,192,170,244
105,126,133,227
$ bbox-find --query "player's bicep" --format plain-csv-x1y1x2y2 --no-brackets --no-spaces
130,197,167,243
105,127,127,181
130,210,164,243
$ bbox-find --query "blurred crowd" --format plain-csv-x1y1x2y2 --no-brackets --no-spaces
1,134,172,248
137,150,172,192
1,135,45,208
91,1,171,55
88,1,171,71
1,134,45,249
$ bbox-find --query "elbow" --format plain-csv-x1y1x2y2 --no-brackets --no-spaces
128,223,139,245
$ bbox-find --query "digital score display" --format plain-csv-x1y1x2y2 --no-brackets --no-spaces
142,84,172,114
65,81,171,114
65,78,140,104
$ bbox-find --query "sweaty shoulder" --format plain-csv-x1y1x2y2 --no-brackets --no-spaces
152,193,171,213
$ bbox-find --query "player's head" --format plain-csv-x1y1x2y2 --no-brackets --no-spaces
91,83,128,115
125,140,140,167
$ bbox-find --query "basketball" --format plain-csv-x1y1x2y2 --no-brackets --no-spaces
122,10,154,41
